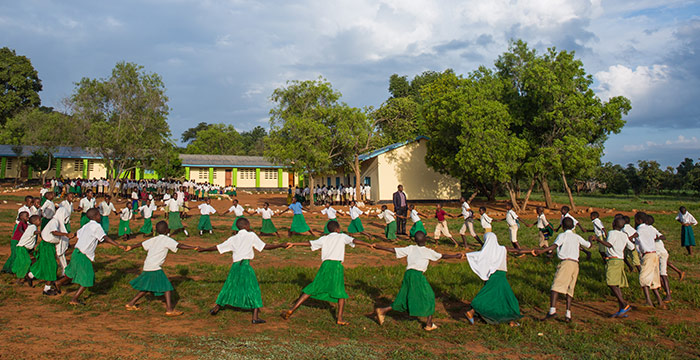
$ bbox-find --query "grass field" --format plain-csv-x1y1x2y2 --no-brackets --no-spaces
1,190,699,359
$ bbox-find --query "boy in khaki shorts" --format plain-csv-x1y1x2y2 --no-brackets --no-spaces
535,217,591,322
459,197,482,247
434,204,459,247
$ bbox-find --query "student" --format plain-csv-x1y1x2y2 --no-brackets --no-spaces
320,202,339,234
646,215,683,302
197,198,216,235
373,231,462,331
118,206,133,240
555,206,591,260
378,205,398,241
537,217,592,322
279,197,315,236
434,203,459,246
97,195,117,235
634,212,666,309
137,200,156,237
590,211,607,263
2,197,33,274
12,215,42,286
502,203,521,249
55,209,127,304
621,215,641,272
163,194,188,236
459,196,482,247
478,207,493,233
131,189,139,211
254,202,280,238
221,199,247,234
124,221,198,316
34,208,72,296
676,206,696,255
78,190,96,228
346,201,372,239
589,217,634,318
407,204,428,239
59,193,74,233
30,197,41,217
40,191,56,229
465,233,525,326
199,218,289,323
281,220,371,325
525,206,553,256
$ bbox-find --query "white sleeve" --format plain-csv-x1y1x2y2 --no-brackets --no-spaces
309,238,323,251
427,249,443,261
343,234,355,248
252,235,266,252
167,238,179,253
394,246,409,259
217,239,234,254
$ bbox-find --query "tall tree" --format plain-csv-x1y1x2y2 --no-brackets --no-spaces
240,126,268,156
185,123,243,155
68,62,171,191
181,122,211,143
0,47,42,125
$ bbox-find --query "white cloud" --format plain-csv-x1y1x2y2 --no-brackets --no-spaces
595,64,670,102
623,135,700,152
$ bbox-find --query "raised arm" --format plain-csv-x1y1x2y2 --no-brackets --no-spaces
372,244,396,253
263,243,290,250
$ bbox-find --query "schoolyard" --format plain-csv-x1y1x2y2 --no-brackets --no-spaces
0,188,699,359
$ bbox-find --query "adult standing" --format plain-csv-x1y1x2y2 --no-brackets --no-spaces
393,185,408,235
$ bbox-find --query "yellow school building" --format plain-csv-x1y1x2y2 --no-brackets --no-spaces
179,154,298,189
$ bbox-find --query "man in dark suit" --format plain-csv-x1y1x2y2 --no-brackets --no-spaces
393,185,408,235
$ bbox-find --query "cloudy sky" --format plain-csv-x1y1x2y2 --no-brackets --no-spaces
2,0,699,167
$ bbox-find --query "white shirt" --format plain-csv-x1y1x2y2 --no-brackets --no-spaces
99,201,116,216
40,188,49,196
198,204,217,215
321,207,337,219
395,245,442,272
41,200,55,220
650,225,667,254
166,198,179,212
505,210,519,226
378,209,395,224
256,208,274,220
80,197,96,213
228,204,245,217
41,218,65,244
142,235,179,271
309,232,355,262
217,229,266,263
561,213,579,227
605,230,635,259
676,211,697,225
622,224,637,239
131,191,138,200
409,209,421,223
553,230,591,261
120,208,132,221
18,224,39,249
349,206,363,220
636,224,658,254
592,218,605,237
59,200,73,217
537,214,549,229
29,205,40,217
74,220,107,261
461,202,471,218
138,204,153,219
480,213,493,229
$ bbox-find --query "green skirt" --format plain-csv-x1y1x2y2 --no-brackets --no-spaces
385,221,397,240
12,246,32,279
470,271,522,324
290,214,310,233
130,269,174,296
216,260,263,309
29,241,57,281
606,259,628,288
65,221,71,233
168,212,183,230
64,249,95,287
231,216,246,231
139,218,153,235
302,260,348,303
324,219,339,234
1,238,18,273
391,269,435,317
261,219,277,234
198,215,213,231
80,213,89,228
410,221,426,237
681,225,696,247
347,218,364,233
118,219,132,236
41,217,50,229
100,216,110,234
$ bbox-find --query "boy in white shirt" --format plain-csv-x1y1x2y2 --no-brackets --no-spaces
12,215,42,286
282,220,372,325
197,198,216,235
502,203,520,249
78,190,96,228
373,231,462,331
118,207,133,240
459,197,482,247
590,211,607,263
199,218,289,324
634,212,666,309
59,193,74,233
676,206,697,255
478,207,493,233
620,215,641,272
221,199,247,234
254,202,280,237
378,205,398,241
646,215,684,302
526,207,553,256
40,191,56,228
537,217,592,322
55,208,127,305
125,221,198,316
555,206,591,260
320,202,339,234
98,195,118,235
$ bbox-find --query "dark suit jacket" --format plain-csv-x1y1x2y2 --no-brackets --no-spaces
393,191,407,210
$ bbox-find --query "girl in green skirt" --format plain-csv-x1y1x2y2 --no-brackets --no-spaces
407,204,428,238
346,201,373,239
373,231,463,331
2,212,29,274
676,206,697,255
33,208,72,296
198,218,290,324
320,203,339,234
137,202,155,237
221,199,247,234
282,221,371,325
118,207,133,240
279,198,315,236
254,203,280,238
12,215,42,286
125,221,198,316
197,199,216,235
164,194,188,236
378,205,397,241
465,233,525,326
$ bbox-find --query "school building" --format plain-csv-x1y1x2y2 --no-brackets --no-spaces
179,154,298,189
323,136,461,202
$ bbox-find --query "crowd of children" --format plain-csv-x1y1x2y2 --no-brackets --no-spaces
1,185,696,330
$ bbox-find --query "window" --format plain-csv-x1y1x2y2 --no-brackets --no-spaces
88,160,95,172
240,169,256,180
364,177,371,186
74,160,84,172
198,169,208,180
212,170,217,179
6,158,13,171
264,169,277,180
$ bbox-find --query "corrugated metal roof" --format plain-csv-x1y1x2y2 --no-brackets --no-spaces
178,154,286,168
0,145,102,159
358,135,429,162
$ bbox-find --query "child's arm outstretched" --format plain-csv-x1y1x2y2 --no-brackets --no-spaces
533,244,557,256
588,235,612,249
353,239,374,248
263,243,291,250
101,236,127,251
441,253,463,259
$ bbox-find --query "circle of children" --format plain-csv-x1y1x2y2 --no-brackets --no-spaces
1,179,696,330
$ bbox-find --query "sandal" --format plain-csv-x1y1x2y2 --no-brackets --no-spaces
280,310,293,320
69,300,85,306
375,308,385,325
125,304,141,311
423,324,438,331
165,310,184,317
336,321,349,326
465,311,475,325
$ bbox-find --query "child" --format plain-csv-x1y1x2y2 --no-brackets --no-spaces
40,191,56,229
503,203,521,249
478,207,493,233
163,194,188,236
197,198,216,235
621,215,641,272
125,221,198,316
279,197,315,236
254,202,280,237
30,197,41,217
34,208,72,296
346,201,372,239
378,205,398,241
526,207,553,256
555,206,591,260
537,217,592,322
118,206,133,240
434,203,459,246
634,212,666,309
646,215,684,302
459,197,482,247
321,202,339,234
131,189,139,211
97,195,117,235
465,232,525,326
59,193,74,233
55,208,127,305
12,215,42,286
408,204,428,239
373,231,462,331
221,199,246,234
590,211,607,263
137,200,155,237
281,220,371,325
589,217,635,318
676,206,696,255
78,190,96,228
2,197,32,274
198,218,289,323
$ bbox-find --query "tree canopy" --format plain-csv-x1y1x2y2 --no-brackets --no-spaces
0,47,42,126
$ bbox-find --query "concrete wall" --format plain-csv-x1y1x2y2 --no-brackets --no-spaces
185,166,292,189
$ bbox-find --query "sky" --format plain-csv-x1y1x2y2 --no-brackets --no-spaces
1,0,699,168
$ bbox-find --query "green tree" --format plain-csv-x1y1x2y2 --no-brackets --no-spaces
240,126,268,156
185,123,243,155
150,143,183,179
371,97,423,146
181,122,211,143
68,62,171,192
596,162,630,194
637,160,665,194
0,47,42,125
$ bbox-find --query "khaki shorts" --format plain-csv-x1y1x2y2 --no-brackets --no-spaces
551,260,579,297
459,219,476,236
483,227,492,233
625,248,641,267
434,220,452,239
538,231,548,247
639,253,661,289
509,225,518,243
657,250,669,277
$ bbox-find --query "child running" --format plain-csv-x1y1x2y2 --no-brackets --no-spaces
197,198,216,235
279,197,315,236
434,203,459,246
97,195,117,234
590,211,607,263
478,207,493,234
12,215,42,287
2,197,32,274
118,206,133,240
198,218,290,323
320,202,339,234
137,200,156,237
459,196,482,247
221,199,246,234
378,205,398,241
281,220,371,325
676,206,696,255
346,201,372,239
621,215,641,272
253,202,280,237
555,206,591,260
646,215,684,302
373,231,463,331
407,204,428,239
78,190,96,228
164,194,188,236
634,212,666,309
526,206,553,256
125,221,198,316
34,208,72,296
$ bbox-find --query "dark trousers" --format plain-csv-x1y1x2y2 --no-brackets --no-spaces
396,206,407,234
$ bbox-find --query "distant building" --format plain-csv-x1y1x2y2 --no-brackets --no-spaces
179,154,297,190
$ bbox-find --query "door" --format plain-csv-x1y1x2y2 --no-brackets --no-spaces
288,172,295,187
225,169,232,186
20,165,28,179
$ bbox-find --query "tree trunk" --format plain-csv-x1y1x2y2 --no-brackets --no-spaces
505,183,521,211
467,190,478,203
353,154,362,204
521,178,536,211
539,175,553,209
561,170,576,212
41,156,52,185
487,182,498,201
308,173,314,207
